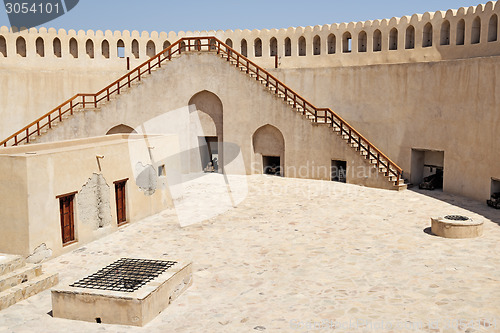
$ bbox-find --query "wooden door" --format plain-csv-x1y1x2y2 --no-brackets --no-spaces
115,180,127,224
59,195,75,244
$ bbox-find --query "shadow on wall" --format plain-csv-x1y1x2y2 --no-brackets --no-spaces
409,188,500,226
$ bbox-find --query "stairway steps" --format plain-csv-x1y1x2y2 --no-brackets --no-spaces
0,255,25,277
0,264,42,292
8,39,406,189
0,272,58,311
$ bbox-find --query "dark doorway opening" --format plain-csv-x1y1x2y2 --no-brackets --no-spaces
200,136,219,172
491,178,500,195
411,149,444,190
488,178,500,209
263,156,281,176
331,160,347,183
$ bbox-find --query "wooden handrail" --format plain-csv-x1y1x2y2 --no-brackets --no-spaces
0,36,402,184
206,37,402,180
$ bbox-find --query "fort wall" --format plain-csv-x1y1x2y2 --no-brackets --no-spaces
0,2,498,202
268,56,500,201
0,1,498,69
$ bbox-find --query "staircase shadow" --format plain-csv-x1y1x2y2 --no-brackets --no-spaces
409,187,500,227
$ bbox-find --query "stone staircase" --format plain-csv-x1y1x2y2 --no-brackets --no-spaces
0,254,58,311
220,52,407,189
29,78,149,143
1,37,406,189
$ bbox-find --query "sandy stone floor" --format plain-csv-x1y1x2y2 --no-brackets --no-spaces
0,175,499,333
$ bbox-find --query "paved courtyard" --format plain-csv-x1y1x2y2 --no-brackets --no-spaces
0,175,499,332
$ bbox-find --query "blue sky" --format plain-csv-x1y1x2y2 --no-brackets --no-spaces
0,0,486,32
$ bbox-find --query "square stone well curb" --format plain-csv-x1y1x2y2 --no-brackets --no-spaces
51,260,192,327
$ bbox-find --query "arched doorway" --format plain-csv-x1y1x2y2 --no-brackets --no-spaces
252,124,285,176
188,91,223,173
106,124,136,135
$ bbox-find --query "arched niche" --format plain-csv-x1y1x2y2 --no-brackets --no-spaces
188,91,224,173
106,124,136,135
252,124,285,176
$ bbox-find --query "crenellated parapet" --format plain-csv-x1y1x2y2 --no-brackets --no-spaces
0,1,498,69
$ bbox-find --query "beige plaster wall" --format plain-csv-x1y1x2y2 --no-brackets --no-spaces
0,1,497,203
0,2,499,141
0,156,29,254
27,52,393,189
0,65,126,140
0,135,178,257
269,56,500,202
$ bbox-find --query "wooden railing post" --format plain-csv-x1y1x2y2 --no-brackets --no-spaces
148,61,151,74
284,87,287,101
82,96,86,109
138,68,141,81
377,153,380,170
94,95,97,108
266,74,269,87
256,67,259,80
117,81,120,94
348,129,352,143
70,100,73,115
293,94,296,108
236,54,239,67
37,122,40,135
59,107,62,121
48,114,51,129
107,88,110,101
158,55,161,68
315,108,318,122
128,74,131,88
26,129,29,143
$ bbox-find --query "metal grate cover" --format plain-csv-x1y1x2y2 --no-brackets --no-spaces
444,215,470,221
70,258,177,292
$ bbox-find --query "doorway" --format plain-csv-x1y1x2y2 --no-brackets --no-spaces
331,160,347,183
59,193,75,245
492,178,500,196
114,179,127,225
488,178,500,209
411,149,444,190
263,155,281,176
252,124,285,176
200,136,219,172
